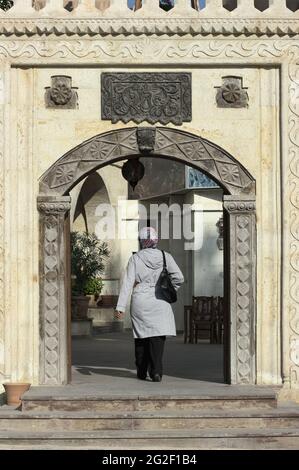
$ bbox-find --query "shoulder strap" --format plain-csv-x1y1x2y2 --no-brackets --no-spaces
161,250,167,269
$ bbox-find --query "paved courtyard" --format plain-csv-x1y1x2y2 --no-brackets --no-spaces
71,331,225,394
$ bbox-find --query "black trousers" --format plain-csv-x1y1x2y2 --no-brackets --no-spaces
134,336,166,378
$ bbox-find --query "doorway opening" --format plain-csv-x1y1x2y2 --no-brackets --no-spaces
70,156,225,385
37,126,256,386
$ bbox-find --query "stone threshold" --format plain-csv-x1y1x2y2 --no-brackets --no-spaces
21,384,280,401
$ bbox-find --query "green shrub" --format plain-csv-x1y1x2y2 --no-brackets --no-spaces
71,232,109,296
84,277,104,297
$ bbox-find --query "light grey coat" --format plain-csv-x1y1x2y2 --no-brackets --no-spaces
116,248,184,339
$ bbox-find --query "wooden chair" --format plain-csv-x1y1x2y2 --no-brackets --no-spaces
191,296,214,344
184,295,224,344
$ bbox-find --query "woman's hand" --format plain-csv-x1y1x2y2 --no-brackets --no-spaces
115,310,124,320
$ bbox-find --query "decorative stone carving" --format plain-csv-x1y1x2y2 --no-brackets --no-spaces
216,76,249,108
288,44,299,387
101,73,191,125
224,196,256,385
38,196,71,385
0,18,298,38
137,127,156,154
0,38,294,64
39,127,255,197
45,76,78,109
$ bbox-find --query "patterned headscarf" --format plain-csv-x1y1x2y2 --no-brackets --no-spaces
138,227,158,249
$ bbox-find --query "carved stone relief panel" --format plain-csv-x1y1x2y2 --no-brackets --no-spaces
101,73,192,125
45,75,78,109
38,196,71,385
215,76,249,109
224,196,257,385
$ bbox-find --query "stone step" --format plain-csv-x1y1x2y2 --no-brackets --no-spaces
1,408,299,432
0,428,299,450
21,393,278,412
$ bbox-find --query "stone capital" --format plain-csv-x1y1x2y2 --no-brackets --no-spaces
223,196,256,214
37,196,71,215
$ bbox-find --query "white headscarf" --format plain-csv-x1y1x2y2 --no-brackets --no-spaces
138,227,158,249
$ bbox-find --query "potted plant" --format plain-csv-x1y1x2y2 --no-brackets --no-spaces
84,277,104,307
71,231,109,320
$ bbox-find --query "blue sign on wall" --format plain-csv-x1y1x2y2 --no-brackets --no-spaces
186,167,219,189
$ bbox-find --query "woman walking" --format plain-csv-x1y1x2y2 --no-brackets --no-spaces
115,227,184,382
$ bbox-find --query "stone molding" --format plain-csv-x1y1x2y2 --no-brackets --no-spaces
37,199,72,214
0,38,296,63
0,18,298,38
224,200,256,213
101,72,192,125
288,46,299,388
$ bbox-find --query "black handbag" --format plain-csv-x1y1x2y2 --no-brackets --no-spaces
155,250,177,304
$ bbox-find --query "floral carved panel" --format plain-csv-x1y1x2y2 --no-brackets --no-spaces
45,75,78,110
101,73,192,125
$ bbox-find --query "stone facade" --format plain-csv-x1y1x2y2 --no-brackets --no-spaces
0,1,297,398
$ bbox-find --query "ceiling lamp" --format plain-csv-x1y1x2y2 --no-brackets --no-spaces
122,158,145,191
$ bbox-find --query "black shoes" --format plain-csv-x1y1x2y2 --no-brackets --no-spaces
151,374,162,382
136,368,162,382
137,369,147,380
137,372,147,380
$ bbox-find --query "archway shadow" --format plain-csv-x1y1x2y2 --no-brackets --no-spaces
71,332,224,384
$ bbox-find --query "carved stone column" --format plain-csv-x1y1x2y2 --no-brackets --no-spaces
37,196,71,385
223,195,257,385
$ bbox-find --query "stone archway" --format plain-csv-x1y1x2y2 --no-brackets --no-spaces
37,127,256,386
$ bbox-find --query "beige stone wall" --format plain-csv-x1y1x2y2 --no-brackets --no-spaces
0,66,281,390
191,191,224,298
0,52,285,389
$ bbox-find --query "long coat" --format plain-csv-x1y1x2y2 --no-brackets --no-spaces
116,248,184,339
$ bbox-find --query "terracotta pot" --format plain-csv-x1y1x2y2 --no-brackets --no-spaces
3,383,31,406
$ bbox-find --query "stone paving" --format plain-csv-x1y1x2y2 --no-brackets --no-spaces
72,331,223,389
